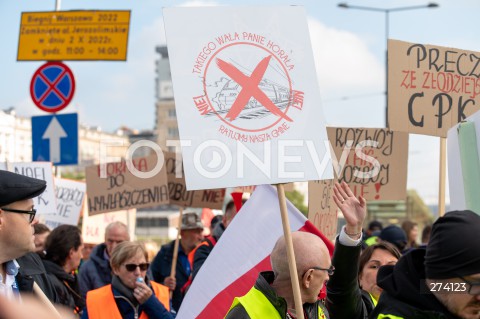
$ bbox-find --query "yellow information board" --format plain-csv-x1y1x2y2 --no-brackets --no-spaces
18,10,131,61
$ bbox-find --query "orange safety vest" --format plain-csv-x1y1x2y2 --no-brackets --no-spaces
86,281,170,319
187,236,217,270
182,236,217,294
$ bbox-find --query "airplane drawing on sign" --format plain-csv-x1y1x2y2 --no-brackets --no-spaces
208,56,293,122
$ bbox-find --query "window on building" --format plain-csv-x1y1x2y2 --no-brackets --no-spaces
137,217,169,227
168,109,176,118
168,127,179,138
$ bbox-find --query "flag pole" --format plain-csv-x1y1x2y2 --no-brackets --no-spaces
276,183,304,318
170,206,184,298
439,137,447,217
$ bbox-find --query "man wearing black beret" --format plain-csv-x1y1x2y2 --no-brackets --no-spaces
0,170,46,299
371,210,480,319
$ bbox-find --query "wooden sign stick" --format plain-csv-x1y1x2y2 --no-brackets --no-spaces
439,138,447,217
33,282,63,319
276,183,304,318
169,206,184,298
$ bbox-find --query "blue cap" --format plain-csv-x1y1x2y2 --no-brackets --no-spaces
379,225,407,250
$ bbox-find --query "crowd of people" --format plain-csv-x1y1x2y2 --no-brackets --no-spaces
0,170,479,319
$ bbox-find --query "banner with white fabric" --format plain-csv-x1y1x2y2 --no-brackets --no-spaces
447,110,480,214
177,184,334,318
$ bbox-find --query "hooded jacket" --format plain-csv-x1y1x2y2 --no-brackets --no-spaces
370,249,461,319
79,243,112,299
16,252,57,301
43,259,85,313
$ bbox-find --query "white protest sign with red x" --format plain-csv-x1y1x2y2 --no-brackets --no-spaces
164,6,333,190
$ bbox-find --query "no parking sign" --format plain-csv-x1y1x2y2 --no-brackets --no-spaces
30,61,75,113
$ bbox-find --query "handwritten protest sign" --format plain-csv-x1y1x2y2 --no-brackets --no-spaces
8,162,57,223
164,6,333,190
388,39,480,137
50,178,85,229
308,179,337,241
85,154,169,215
82,207,136,244
327,127,409,201
165,152,225,209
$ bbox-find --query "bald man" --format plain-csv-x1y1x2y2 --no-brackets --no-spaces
225,231,332,319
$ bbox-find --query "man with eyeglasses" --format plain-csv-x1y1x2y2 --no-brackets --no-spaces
371,210,480,319
225,231,332,319
0,170,46,300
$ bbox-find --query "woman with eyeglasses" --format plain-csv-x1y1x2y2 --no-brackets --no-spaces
82,241,173,319
43,224,85,315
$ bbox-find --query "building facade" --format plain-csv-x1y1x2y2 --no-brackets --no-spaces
0,108,32,163
0,108,130,175
155,46,179,152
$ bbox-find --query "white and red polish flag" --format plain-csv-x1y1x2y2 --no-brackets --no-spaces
177,184,335,319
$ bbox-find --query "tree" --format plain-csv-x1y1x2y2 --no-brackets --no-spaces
285,190,308,217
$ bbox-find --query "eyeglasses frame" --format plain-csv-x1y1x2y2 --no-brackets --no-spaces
1,207,37,223
459,276,480,295
303,265,335,278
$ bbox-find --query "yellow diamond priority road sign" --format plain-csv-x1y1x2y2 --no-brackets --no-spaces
18,10,131,61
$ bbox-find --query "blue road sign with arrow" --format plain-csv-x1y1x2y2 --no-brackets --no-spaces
32,113,78,165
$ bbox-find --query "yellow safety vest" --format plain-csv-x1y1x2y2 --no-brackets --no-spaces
376,315,404,319
368,292,378,307
226,286,327,319
365,236,379,246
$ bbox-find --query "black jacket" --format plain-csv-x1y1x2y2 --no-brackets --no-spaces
192,235,218,280
225,271,330,319
192,222,225,280
327,239,374,319
151,240,189,312
43,259,85,313
16,252,57,302
370,249,461,319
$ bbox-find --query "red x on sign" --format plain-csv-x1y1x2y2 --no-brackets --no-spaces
216,55,292,122
30,61,75,113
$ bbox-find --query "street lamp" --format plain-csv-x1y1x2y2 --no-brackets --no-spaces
338,2,439,127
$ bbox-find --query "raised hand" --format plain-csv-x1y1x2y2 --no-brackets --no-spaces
332,182,367,238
